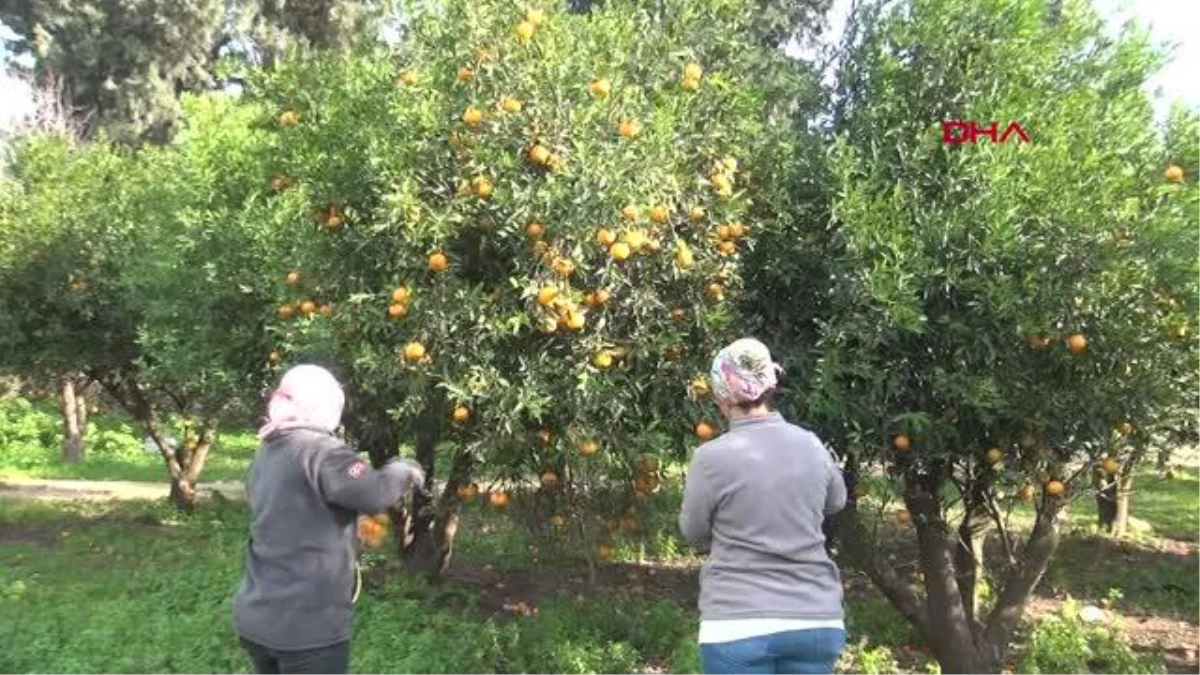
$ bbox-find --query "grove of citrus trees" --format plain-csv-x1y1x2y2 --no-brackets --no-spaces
0,0,1195,672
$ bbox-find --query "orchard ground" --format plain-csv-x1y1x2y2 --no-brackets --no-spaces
0,400,1197,674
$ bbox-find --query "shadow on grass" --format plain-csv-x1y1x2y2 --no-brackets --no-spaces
1042,534,1199,619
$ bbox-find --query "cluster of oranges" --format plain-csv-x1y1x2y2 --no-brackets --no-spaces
276,270,334,321
357,513,390,549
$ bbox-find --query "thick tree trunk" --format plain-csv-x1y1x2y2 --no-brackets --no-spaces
1097,456,1138,536
909,489,988,674
59,375,84,463
983,502,1061,665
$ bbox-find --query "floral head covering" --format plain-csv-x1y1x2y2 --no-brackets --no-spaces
709,338,783,406
258,364,345,439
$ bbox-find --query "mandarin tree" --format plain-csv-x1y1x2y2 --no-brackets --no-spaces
245,0,807,574
0,97,278,509
752,0,1199,671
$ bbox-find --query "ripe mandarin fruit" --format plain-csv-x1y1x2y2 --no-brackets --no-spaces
388,303,408,318
525,221,544,238
402,342,426,362
689,206,706,222
552,258,575,277
649,205,670,223
621,205,639,221
597,543,613,560
452,406,470,423
1066,333,1088,354
515,20,536,42
528,144,551,165
540,471,559,489
391,286,410,303
706,282,724,300
579,439,599,456
589,78,611,99
525,7,546,26
1045,480,1066,497
684,62,703,80
1101,457,1121,475
1165,165,1184,182
609,242,631,261
896,509,912,525
597,228,617,246
986,448,1003,464
675,245,695,270
717,240,736,256
716,224,733,240
501,96,523,114
457,66,474,83
279,110,299,127
473,177,494,199
318,304,333,317
671,308,687,321
285,270,301,285
1116,421,1134,437
550,514,567,528
462,106,484,126
593,350,614,369
299,300,317,316
690,377,709,396
428,252,448,272
489,491,510,509
617,120,640,139
398,69,418,86
623,229,647,251
538,428,553,445
592,289,610,304
277,303,296,320
893,434,911,451
695,421,716,440
681,77,699,92
1018,485,1035,501
537,286,559,306
566,310,586,331
268,350,281,363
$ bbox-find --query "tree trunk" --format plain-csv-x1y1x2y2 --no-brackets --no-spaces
59,375,84,463
983,502,1062,666
909,489,989,673
1095,476,1118,533
1112,471,1133,536
399,387,461,578
954,480,992,621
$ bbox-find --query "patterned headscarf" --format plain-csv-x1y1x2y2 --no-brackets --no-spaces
709,338,783,406
258,364,345,439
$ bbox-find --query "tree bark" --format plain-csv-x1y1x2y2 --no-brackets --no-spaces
398,387,462,578
983,502,1061,666
1095,475,1118,532
59,375,84,463
836,497,929,634
909,488,988,673
954,480,992,622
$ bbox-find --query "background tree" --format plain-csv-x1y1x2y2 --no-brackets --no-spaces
752,0,1199,671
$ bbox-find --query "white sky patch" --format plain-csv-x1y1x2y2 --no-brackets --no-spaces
787,0,1197,121
1,2,1196,135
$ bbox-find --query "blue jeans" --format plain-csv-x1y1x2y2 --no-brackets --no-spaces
700,628,846,674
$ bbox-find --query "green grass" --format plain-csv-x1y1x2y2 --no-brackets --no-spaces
0,397,257,483
1062,467,1200,543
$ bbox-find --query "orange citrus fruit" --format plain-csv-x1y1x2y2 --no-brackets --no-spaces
589,78,611,99
428,252,449,272
452,406,470,423
609,242,631,261
695,421,716,440
1066,333,1088,354
402,342,426,362
893,434,911,451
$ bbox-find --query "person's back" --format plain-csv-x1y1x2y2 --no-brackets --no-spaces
682,414,845,621
680,338,847,674
232,365,422,674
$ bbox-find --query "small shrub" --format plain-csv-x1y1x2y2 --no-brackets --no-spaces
1018,602,1165,674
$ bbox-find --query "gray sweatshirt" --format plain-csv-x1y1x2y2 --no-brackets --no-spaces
679,412,847,621
233,426,421,650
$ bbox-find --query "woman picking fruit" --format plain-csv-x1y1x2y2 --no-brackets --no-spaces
679,338,848,674
233,364,424,674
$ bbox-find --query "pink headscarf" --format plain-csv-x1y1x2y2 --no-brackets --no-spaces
258,364,346,439
709,338,783,406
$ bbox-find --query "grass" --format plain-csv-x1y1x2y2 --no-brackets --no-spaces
0,399,1193,672
0,397,257,483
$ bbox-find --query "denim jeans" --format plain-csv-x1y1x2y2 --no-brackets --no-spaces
700,628,846,674
239,637,351,674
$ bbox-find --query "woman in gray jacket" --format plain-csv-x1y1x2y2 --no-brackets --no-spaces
680,339,848,674
233,364,423,674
